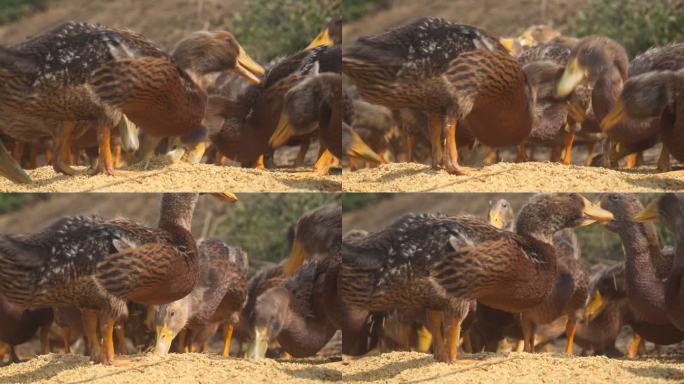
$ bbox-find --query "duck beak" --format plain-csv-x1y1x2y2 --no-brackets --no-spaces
348,130,385,165
580,195,614,226
235,46,264,85
557,58,586,98
154,324,174,355
246,326,270,360
499,38,516,52
117,115,139,152
269,113,294,148
0,141,31,184
185,143,206,165
415,325,433,354
306,28,333,49
212,192,238,202
584,290,604,322
488,211,505,229
601,99,626,132
633,199,659,222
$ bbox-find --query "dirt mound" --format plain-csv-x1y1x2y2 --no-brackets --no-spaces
1,351,682,383
342,162,684,192
0,161,340,193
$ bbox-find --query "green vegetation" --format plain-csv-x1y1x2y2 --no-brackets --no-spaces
566,0,684,57
229,0,341,62
341,193,390,211
0,193,40,214
213,193,339,274
342,0,390,22
0,0,46,25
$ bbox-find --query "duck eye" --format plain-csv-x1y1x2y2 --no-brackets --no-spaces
609,194,618,201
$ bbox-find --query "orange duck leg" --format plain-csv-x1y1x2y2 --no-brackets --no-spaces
56,121,85,176
223,324,234,357
444,119,471,175
562,131,575,165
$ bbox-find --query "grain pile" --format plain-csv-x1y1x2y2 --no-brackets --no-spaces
2,351,683,384
343,162,684,192
0,161,340,193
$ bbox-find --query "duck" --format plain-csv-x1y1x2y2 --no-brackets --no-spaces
601,67,684,170
344,17,538,175
632,194,684,331
516,43,591,164
341,193,613,363
153,239,248,356
597,193,684,354
577,263,628,356
209,45,338,169
486,197,589,354
282,202,341,276
599,44,684,170
0,193,235,365
269,72,343,175
0,22,263,182
556,36,629,167
0,295,53,363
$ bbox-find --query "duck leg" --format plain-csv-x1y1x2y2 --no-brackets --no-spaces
425,310,448,362
178,328,188,353
55,121,85,176
564,316,577,354
562,131,575,165
255,154,265,170
585,142,596,166
94,125,130,177
428,114,444,170
293,139,311,167
520,315,535,353
313,149,334,175
657,146,671,172
223,324,234,357
446,318,462,362
406,134,415,162
485,150,498,165
443,118,471,175
0,342,8,361
40,324,51,354
516,144,527,163
60,326,71,353
9,345,20,363
115,322,129,355
82,310,102,363
627,333,641,358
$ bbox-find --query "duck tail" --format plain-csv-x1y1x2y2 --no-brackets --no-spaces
0,235,44,269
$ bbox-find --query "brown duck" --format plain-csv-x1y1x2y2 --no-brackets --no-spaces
598,193,684,353
341,193,613,363
0,193,234,365
344,17,536,175
153,239,248,356
0,22,263,182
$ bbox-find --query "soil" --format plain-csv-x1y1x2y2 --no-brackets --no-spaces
342,162,684,192
1,351,683,384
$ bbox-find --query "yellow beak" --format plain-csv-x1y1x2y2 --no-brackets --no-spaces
488,211,505,229
580,195,615,226
235,46,264,85
415,326,433,353
557,58,586,98
269,113,294,148
246,326,270,360
154,324,174,354
499,38,515,52
633,199,659,222
600,99,626,132
584,290,604,322
0,141,31,184
212,192,238,202
306,28,334,49
347,130,385,165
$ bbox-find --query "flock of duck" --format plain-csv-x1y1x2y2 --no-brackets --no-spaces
0,195,347,365
343,17,684,173
0,18,355,184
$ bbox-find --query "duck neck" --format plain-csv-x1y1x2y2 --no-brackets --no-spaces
279,297,333,356
619,222,669,322
158,193,198,233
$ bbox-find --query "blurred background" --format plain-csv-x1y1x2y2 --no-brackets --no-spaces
0,193,339,275
343,0,684,58
342,193,674,266
0,0,340,61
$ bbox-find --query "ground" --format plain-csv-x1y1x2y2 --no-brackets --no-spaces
1,351,683,384
342,162,684,192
